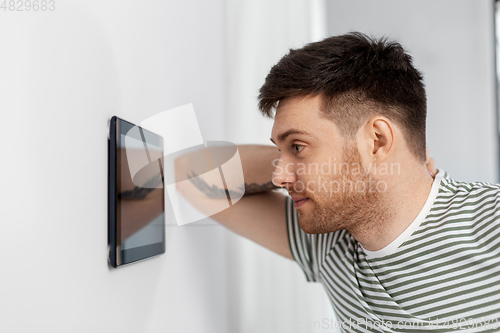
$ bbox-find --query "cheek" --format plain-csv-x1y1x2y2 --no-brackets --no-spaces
297,175,327,199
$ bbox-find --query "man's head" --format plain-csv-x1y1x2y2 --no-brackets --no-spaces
259,32,427,162
262,33,427,235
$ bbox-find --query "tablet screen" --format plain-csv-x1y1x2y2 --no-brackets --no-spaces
109,116,165,267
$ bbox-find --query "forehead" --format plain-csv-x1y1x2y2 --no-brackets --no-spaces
271,95,340,141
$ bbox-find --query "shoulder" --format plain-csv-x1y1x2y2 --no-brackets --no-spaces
425,171,500,231
437,172,500,204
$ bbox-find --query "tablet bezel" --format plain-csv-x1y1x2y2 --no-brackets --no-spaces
108,116,166,268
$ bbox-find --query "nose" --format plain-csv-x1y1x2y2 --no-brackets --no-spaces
272,158,297,188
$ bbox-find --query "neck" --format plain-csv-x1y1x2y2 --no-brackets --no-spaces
348,164,434,251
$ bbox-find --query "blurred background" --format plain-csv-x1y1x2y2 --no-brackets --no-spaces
0,0,498,332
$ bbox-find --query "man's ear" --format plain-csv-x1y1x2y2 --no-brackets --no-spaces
364,117,394,162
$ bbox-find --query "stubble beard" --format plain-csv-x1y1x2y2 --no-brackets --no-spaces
298,145,392,236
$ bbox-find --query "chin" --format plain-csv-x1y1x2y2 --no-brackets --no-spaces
299,224,324,234
298,214,340,234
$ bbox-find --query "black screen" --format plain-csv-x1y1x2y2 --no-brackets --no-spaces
110,117,165,266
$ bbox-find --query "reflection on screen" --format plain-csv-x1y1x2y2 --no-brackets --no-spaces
116,135,165,251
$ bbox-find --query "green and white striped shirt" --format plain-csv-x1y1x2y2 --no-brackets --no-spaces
287,170,500,332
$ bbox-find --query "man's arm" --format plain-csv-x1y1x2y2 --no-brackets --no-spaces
174,145,294,259
174,144,439,261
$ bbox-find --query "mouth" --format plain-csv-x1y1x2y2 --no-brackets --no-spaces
292,197,310,208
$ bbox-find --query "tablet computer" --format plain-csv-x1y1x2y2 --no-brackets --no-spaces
108,116,166,267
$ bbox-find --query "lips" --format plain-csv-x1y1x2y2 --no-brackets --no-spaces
292,196,309,208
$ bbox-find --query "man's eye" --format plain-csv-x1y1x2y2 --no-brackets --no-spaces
293,144,305,153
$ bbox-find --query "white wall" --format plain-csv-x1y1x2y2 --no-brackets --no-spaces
325,0,498,183
0,1,231,332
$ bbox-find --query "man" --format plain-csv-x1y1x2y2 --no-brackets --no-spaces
175,32,500,332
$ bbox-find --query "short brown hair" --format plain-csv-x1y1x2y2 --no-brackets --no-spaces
258,32,427,161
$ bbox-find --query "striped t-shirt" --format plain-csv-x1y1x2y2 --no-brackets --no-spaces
286,170,500,332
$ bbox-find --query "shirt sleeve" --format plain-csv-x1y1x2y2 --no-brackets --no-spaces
285,196,321,282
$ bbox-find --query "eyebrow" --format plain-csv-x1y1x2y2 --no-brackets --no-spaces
270,129,313,145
